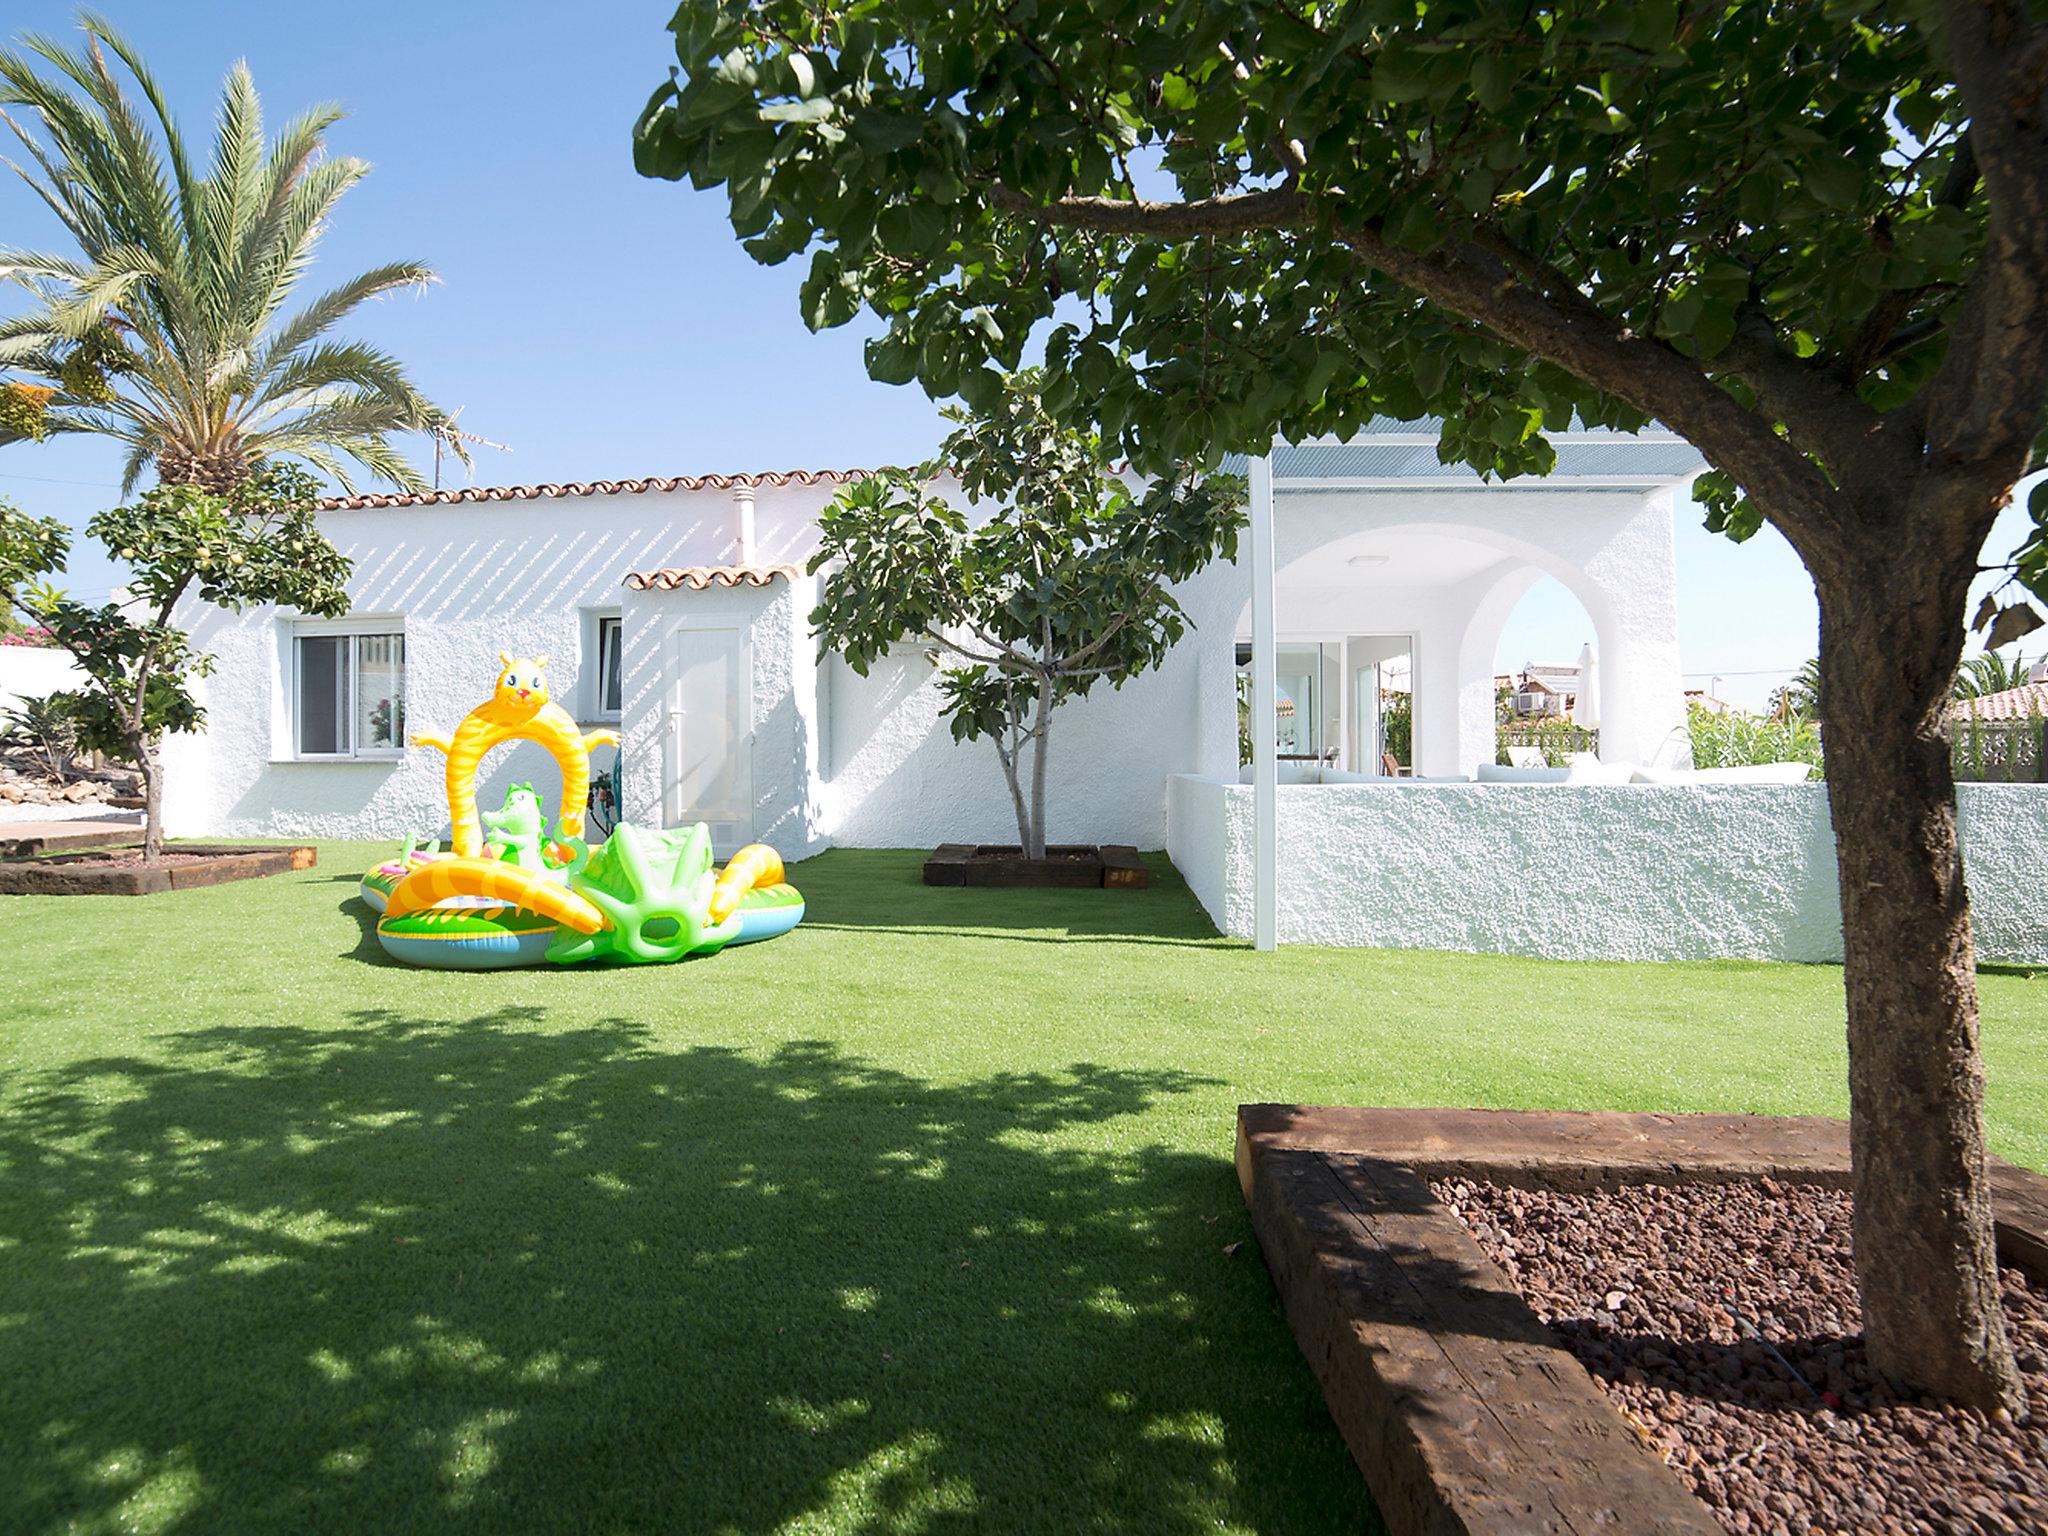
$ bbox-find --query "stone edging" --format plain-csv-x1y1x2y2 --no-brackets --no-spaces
1235,1105,2048,1536
0,844,317,896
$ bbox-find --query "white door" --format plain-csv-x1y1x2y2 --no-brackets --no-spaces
663,625,753,847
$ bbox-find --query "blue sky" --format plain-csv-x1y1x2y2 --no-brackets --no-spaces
0,2,2035,708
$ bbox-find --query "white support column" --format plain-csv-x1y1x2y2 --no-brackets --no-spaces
1249,451,1279,951
1337,636,1352,773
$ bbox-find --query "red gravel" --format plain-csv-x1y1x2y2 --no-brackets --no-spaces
1431,1177,2048,1535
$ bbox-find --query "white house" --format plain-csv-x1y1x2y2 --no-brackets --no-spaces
160,420,1697,855
157,417,2048,963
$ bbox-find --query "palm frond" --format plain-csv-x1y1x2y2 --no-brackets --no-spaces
75,13,196,223
231,103,347,333
192,59,265,330
239,154,371,335
244,340,415,414
255,261,436,378
0,247,91,284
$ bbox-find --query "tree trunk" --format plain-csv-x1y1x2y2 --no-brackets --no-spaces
1812,501,2023,1415
1026,673,1052,860
995,725,1033,852
137,733,164,866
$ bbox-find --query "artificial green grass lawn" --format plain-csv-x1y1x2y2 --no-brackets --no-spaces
3,846,2046,1534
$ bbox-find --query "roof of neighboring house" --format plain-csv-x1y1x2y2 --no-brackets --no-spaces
318,467,871,512
1520,663,1582,693
622,563,802,592
1952,682,2048,721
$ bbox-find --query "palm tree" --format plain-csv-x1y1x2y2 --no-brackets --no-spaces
0,18,460,492
1953,648,2037,702
1770,656,1823,721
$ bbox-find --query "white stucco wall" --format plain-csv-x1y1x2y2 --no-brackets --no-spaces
160,485,802,840
160,478,1236,849
1164,773,1234,924
0,645,86,713
1165,776,2048,964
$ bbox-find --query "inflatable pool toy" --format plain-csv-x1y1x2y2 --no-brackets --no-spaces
374,899,562,970
409,653,617,857
359,836,444,913
360,651,802,969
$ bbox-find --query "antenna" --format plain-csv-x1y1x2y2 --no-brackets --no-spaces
431,407,512,490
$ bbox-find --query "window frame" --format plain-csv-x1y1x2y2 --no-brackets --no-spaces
594,612,624,721
290,619,408,762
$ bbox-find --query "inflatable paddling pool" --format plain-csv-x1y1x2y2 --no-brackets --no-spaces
358,652,803,970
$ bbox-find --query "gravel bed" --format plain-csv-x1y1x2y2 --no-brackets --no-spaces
1432,1177,2048,1535
0,802,143,824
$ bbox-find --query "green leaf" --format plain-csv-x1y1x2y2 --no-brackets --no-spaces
1987,604,2044,650
1469,53,1514,112
1804,156,1863,209
762,97,834,125
1371,48,1429,104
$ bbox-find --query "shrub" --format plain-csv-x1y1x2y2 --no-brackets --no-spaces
1688,702,1824,777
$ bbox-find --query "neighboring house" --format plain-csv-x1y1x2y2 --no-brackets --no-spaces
160,420,1703,852
1951,675,2048,721
1684,688,1736,716
1508,663,1583,718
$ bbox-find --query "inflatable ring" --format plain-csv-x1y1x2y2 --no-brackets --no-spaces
359,845,445,914
375,896,558,970
727,882,806,946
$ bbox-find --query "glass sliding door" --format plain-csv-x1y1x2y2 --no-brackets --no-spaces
1274,646,1321,758
1239,641,1344,764
1347,635,1415,774
296,635,349,756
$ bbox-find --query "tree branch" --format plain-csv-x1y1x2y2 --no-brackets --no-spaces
1913,0,2048,504
921,627,1016,669
1843,133,1979,380
989,171,1850,553
989,182,1308,238
1341,218,1847,552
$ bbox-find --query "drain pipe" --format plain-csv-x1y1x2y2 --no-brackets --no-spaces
733,484,757,567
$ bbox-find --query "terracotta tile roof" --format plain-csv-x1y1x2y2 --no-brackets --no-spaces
1951,682,2048,721
317,467,872,512
622,563,802,592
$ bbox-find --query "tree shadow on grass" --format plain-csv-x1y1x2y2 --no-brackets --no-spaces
0,1013,1375,1534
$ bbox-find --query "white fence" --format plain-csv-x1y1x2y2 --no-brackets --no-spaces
1164,774,2048,964
0,645,85,715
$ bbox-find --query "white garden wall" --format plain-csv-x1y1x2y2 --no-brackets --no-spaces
1165,775,2048,964
0,645,86,713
